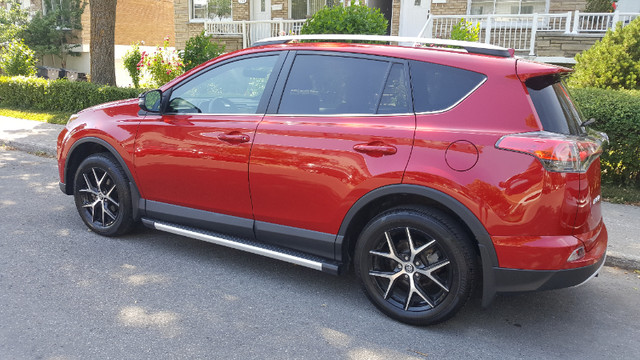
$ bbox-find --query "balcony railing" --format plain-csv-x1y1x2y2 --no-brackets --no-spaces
418,11,638,55
205,19,306,48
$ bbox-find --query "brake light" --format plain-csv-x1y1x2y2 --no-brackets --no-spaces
495,131,607,173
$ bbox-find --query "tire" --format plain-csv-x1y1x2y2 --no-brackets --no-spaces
354,207,477,325
73,153,135,237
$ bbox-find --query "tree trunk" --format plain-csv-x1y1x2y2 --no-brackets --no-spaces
90,0,117,86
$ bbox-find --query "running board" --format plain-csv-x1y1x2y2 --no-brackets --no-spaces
142,218,341,275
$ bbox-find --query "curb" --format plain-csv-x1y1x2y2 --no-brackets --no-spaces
606,251,640,271
1,139,57,158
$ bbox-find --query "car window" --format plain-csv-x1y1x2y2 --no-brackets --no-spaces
278,55,393,115
378,63,411,114
410,60,486,113
167,55,279,114
526,76,584,136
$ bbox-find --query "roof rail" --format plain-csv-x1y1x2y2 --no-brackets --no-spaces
252,34,514,58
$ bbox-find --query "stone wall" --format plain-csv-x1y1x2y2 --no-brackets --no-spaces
534,33,601,58
233,0,250,21
210,35,244,52
431,0,467,15
391,0,401,35
549,0,586,13
272,0,289,19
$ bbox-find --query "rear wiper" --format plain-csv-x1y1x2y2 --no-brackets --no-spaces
581,118,596,127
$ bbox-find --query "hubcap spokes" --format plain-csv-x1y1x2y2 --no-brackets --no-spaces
79,167,119,227
369,227,451,311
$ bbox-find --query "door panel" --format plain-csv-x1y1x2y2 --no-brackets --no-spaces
134,54,281,221
250,54,415,238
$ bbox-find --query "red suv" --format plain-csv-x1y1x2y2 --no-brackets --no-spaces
57,35,608,325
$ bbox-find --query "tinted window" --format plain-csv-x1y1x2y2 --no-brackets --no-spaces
410,60,486,113
278,55,392,115
167,55,278,114
526,76,584,135
378,64,411,114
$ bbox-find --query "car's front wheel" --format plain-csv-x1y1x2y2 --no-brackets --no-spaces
73,153,135,236
354,207,477,325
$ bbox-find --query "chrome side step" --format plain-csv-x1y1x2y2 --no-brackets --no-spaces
142,218,341,275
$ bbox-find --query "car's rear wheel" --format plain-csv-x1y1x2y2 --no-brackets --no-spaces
354,207,477,325
73,153,135,236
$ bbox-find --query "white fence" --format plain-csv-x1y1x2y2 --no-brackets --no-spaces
205,19,306,48
420,11,638,55
205,11,639,53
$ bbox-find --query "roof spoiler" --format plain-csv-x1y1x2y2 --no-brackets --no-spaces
252,34,514,58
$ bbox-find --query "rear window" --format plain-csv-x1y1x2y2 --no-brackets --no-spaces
526,75,585,135
410,60,486,113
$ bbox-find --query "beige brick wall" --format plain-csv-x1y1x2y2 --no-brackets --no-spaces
431,0,468,15
549,0,586,13
210,35,244,52
391,0,400,36
233,0,250,21
272,0,289,19
535,33,601,57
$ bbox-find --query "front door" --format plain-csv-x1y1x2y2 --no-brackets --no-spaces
134,54,283,232
399,0,431,37
251,0,272,44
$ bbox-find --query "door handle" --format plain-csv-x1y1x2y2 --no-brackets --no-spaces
218,132,250,143
353,142,397,156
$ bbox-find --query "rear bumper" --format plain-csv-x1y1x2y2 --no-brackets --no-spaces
491,252,605,293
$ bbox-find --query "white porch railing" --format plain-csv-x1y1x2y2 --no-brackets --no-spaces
572,11,639,32
205,19,306,48
419,11,638,56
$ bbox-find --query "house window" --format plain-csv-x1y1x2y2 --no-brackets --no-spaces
290,0,335,19
191,0,232,21
469,0,548,15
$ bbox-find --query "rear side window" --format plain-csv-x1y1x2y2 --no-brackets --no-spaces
526,75,584,135
278,55,409,115
410,60,486,113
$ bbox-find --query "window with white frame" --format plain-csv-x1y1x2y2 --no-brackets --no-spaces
469,0,549,15
191,0,232,21
290,0,335,19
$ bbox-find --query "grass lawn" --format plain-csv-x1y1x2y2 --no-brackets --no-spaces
0,106,72,125
602,183,640,206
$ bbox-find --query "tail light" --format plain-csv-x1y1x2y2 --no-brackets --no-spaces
495,131,608,173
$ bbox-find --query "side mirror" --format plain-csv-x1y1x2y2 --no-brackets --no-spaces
138,89,163,113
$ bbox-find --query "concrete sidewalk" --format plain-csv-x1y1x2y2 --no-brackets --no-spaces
1,116,639,271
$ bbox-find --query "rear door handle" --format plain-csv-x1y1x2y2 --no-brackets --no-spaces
218,132,250,143
353,142,397,156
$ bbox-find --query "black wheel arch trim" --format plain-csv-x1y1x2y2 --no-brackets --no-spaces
336,184,499,306
62,136,143,220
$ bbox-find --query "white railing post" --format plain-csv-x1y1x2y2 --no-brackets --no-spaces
242,21,247,49
572,10,580,33
279,20,284,35
565,11,572,33
417,13,432,38
485,15,492,44
529,13,538,56
611,11,620,31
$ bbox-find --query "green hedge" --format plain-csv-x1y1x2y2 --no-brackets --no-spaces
571,87,640,187
0,76,142,113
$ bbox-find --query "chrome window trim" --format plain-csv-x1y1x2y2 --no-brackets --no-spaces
268,112,416,118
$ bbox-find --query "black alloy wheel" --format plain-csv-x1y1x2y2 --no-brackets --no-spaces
73,153,135,236
354,207,477,325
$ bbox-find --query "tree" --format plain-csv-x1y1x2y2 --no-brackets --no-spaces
90,0,117,85
0,0,29,43
21,0,86,68
568,17,640,90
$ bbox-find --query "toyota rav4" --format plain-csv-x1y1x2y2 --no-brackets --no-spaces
57,35,608,325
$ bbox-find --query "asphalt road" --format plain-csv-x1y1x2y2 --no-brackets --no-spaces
1,148,639,360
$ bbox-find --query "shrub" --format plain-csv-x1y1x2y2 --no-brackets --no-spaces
568,17,640,90
137,36,184,87
585,0,616,13
451,19,480,42
0,76,142,114
0,39,37,77
181,31,225,72
123,42,142,88
300,4,388,37
570,87,640,186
